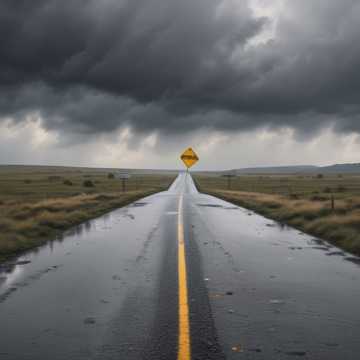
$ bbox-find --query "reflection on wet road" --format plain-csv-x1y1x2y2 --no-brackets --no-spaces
1,173,360,359
191,194,360,359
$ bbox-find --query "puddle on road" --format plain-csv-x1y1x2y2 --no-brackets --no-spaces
266,223,276,227
265,225,360,266
345,257,360,266
0,222,98,303
311,246,331,251
0,286,18,303
196,203,240,211
0,260,31,273
122,213,135,220
63,220,94,237
196,193,360,360
130,202,148,207
269,299,286,305
0,264,62,303
165,211,178,216
199,200,360,271
284,350,307,357
326,251,345,257
83,317,96,325
197,203,224,208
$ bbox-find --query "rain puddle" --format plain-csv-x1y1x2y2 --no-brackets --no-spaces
197,203,240,211
165,211,178,216
197,203,223,208
130,202,148,207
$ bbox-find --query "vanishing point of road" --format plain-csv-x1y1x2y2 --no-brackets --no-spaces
1,173,360,359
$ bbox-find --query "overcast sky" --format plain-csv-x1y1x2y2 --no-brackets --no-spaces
1,0,360,170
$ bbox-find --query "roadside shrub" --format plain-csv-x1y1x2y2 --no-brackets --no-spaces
108,173,115,179
311,195,328,201
267,201,282,209
63,179,73,186
289,193,300,200
317,174,324,179
24,179,32,184
323,187,332,193
48,175,62,182
94,194,115,201
336,185,347,193
83,180,95,188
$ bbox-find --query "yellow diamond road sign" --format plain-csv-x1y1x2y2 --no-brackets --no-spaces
180,147,199,169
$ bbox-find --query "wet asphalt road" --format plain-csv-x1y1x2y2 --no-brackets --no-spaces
1,173,360,359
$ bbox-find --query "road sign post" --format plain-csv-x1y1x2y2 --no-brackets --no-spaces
331,194,335,211
116,171,131,192
223,171,237,190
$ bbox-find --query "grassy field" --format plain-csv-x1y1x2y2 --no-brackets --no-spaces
194,173,360,256
0,166,176,262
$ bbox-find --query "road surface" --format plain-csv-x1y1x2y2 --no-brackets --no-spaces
1,173,360,359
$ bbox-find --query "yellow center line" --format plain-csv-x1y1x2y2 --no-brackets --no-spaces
177,194,191,360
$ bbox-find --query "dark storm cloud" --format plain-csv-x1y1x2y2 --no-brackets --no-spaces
1,0,360,136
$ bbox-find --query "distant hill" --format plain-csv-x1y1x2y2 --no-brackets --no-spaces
3,163,360,175
233,163,360,174
319,163,360,173
235,165,317,174
0,164,179,175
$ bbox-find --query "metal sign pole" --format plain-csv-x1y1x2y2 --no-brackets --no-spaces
117,170,130,192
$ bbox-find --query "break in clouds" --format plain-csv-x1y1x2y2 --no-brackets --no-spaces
1,0,360,141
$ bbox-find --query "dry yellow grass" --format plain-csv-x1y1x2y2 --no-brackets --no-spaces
0,167,176,262
0,191,160,261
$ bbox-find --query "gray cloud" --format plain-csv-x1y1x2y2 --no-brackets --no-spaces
1,0,360,137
